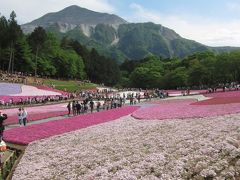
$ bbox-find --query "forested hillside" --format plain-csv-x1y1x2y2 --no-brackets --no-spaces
0,12,120,86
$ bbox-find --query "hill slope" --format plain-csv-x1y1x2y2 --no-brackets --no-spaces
21,5,240,62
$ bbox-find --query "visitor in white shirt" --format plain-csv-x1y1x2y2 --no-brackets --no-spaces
22,108,28,126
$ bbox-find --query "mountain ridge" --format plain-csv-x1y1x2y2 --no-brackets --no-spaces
21,5,240,62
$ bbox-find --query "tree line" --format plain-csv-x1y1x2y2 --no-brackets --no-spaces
120,51,240,89
0,11,120,86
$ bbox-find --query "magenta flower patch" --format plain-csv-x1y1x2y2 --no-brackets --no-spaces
205,91,240,98
4,106,139,145
5,111,67,125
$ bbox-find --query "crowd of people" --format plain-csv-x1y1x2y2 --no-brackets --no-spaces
0,95,71,107
0,70,29,84
65,89,169,116
66,97,126,116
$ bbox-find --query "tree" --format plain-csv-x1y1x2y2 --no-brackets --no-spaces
188,62,207,87
28,26,47,77
14,37,34,73
130,67,162,88
0,15,9,70
163,67,188,89
7,11,22,73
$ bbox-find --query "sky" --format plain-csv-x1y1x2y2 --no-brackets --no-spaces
1,0,240,47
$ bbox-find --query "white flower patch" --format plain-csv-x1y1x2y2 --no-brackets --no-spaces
12,114,240,179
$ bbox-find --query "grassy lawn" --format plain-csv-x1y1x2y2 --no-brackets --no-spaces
42,79,97,92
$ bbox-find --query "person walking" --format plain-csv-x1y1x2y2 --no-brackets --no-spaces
17,108,23,126
76,101,81,115
22,108,28,126
67,102,71,116
96,101,101,112
90,100,94,113
72,101,77,116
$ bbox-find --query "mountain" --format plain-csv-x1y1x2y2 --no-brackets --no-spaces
21,5,240,62
21,5,127,34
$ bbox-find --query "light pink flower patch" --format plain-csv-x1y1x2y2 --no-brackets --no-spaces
5,111,67,125
4,106,139,145
36,85,69,95
2,103,68,125
132,100,240,120
206,91,240,98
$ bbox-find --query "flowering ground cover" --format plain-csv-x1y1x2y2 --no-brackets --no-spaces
3,106,139,145
192,97,240,105
1,103,68,125
14,85,62,96
12,115,240,179
0,83,67,103
4,111,67,125
192,91,240,105
0,83,22,95
132,99,240,120
36,85,69,95
205,90,240,98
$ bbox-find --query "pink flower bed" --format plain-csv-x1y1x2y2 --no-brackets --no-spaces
4,111,67,125
0,84,68,103
205,90,240,98
2,103,68,125
3,106,139,145
132,99,240,120
192,97,240,105
192,91,240,105
36,85,69,95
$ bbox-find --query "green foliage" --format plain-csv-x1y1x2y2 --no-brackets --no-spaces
130,67,162,88
69,40,120,86
163,67,188,89
28,26,47,52
14,36,34,73
92,24,116,44
43,79,97,92
0,12,110,86
53,49,85,79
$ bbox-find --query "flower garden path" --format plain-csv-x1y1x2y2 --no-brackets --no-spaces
3,106,139,145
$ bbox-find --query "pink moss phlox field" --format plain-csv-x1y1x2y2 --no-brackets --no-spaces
193,97,240,105
206,91,240,98
194,91,240,105
4,111,67,125
132,99,240,120
36,85,69,95
4,106,139,145
2,103,68,125
12,115,240,179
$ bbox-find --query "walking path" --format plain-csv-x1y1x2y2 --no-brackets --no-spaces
3,106,139,145
4,94,208,130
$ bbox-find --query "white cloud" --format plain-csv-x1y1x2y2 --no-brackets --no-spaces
0,0,115,24
129,3,240,47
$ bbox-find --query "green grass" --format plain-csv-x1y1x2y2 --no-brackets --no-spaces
43,79,97,92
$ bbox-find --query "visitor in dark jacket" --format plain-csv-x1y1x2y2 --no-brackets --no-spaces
0,112,7,141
